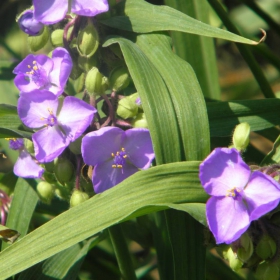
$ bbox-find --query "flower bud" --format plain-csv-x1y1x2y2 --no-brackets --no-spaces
70,190,89,207
109,66,130,92
131,113,148,128
236,232,253,262
54,184,72,201
256,235,276,260
69,136,82,155
28,25,50,52
226,247,243,271
255,261,279,280
85,67,105,96
23,139,34,154
232,122,250,151
54,158,75,185
50,29,64,47
117,97,138,119
78,55,98,73
77,23,99,58
17,9,43,36
44,161,54,173
36,181,54,204
43,171,57,184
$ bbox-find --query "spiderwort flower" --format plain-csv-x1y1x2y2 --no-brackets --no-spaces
13,47,72,96
17,9,43,35
33,0,109,25
7,138,44,178
199,148,280,244
18,90,96,162
82,127,154,193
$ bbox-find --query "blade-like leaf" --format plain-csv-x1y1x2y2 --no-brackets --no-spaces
0,161,207,278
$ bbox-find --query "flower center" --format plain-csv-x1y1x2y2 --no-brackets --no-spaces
41,108,58,127
112,148,128,169
226,187,244,201
25,61,49,88
6,138,24,150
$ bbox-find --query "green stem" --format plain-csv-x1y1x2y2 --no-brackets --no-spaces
109,224,137,280
207,0,275,99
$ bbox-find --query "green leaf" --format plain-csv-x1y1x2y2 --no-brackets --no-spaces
261,135,280,165
101,0,259,44
164,0,221,100
0,161,207,278
207,99,280,137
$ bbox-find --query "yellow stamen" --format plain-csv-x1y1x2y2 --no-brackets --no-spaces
112,164,117,168
111,153,115,157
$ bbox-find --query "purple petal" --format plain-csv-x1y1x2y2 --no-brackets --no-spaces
33,126,70,163
58,96,95,141
18,91,59,129
199,148,251,196
123,128,154,169
48,48,73,96
33,0,68,24
13,54,36,74
93,160,138,193
71,0,109,16
82,127,123,166
245,171,280,221
206,196,250,244
14,150,44,178
14,74,38,92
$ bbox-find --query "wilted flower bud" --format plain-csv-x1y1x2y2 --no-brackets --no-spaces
37,181,54,204
70,190,89,207
131,113,148,128
17,9,43,36
109,66,130,92
255,261,279,280
77,23,99,57
54,157,75,185
27,25,50,52
256,235,276,260
117,96,138,119
85,67,105,96
232,122,250,151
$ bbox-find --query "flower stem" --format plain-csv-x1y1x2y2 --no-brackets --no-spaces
108,224,137,280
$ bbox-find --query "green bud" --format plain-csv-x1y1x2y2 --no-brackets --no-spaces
43,171,57,184
109,66,130,92
37,181,54,204
23,139,35,154
55,184,72,201
85,67,105,96
256,235,276,260
117,97,138,119
131,113,148,129
54,157,75,185
237,232,253,262
226,247,243,271
28,25,50,52
255,261,279,280
70,190,89,207
78,55,98,73
77,23,99,57
69,136,82,155
232,122,250,151
44,161,54,173
50,29,64,47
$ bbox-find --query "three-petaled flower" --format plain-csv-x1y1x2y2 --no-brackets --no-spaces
199,148,280,244
13,47,72,96
82,127,155,193
8,138,44,178
18,90,96,162
33,0,109,25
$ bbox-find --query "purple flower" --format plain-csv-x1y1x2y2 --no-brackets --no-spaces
199,148,280,244
18,90,96,163
13,47,72,96
7,138,44,178
17,9,44,35
33,0,109,25
82,127,154,193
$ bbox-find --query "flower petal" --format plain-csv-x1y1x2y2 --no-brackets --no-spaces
48,48,73,96
123,128,154,169
244,171,280,221
206,196,250,244
92,160,138,193
33,126,70,162
33,0,68,24
14,150,44,178
58,96,95,141
18,90,59,129
71,0,109,16
199,148,251,196
14,74,38,92
82,127,123,166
